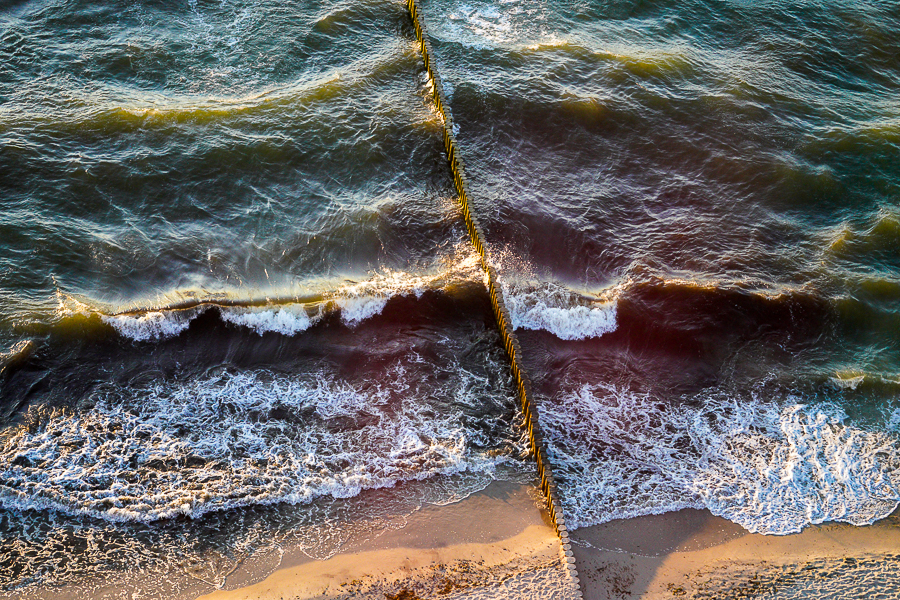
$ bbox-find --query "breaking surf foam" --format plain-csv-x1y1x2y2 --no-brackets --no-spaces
542,382,900,535
97,250,484,341
489,249,618,340
499,278,617,340
218,305,315,336
0,360,523,523
84,252,621,343
101,308,204,341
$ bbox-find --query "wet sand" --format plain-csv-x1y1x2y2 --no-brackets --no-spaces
571,508,900,599
6,480,578,600
196,480,579,600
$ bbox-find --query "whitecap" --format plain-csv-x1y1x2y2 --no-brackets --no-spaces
502,278,618,340
542,383,900,535
0,362,522,523
219,305,315,336
101,308,205,341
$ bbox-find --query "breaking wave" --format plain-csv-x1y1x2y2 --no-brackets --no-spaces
503,280,617,340
98,252,484,341
102,308,204,342
543,382,900,535
96,252,623,342
218,305,315,336
0,361,524,523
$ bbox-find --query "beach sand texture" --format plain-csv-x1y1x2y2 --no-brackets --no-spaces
571,508,900,599
197,480,580,600
191,493,900,600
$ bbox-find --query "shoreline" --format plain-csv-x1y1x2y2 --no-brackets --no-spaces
571,507,900,599
10,482,900,599
197,479,579,600
7,480,579,600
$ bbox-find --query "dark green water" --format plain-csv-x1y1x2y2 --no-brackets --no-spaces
1,0,899,596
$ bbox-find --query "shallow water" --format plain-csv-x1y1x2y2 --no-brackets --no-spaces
1,0,899,594
417,0,900,535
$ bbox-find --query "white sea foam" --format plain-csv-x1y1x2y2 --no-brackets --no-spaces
102,250,484,339
542,383,900,535
101,308,205,341
508,296,617,340
336,295,391,326
334,253,482,327
219,305,315,336
0,362,520,523
442,0,553,50
502,279,617,340
333,268,431,327
887,408,900,434
446,2,515,48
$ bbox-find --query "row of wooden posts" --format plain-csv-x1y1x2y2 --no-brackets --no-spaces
406,0,583,594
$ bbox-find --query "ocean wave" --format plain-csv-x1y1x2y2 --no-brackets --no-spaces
95,266,842,344
218,305,315,336
0,361,522,523
98,252,484,341
487,257,618,340
826,369,900,393
503,280,617,340
0,340,35,377
542,382,900,535
101,307,204,341
827,207,900,265
0,46,421,135
488,248,619,340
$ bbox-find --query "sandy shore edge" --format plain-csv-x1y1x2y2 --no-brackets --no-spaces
571,507,900,599
197,480,578,600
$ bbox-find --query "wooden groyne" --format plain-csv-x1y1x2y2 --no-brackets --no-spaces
405,0,583,594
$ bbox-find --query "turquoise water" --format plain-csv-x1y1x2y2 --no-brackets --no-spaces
1,0,899,595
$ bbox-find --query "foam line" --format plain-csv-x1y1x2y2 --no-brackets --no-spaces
541,382,900,535
0,366,522,523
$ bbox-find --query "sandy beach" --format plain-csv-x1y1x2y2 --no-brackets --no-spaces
195,480,578,600
571,507,900,599
193,496,900,600
4,480,580,600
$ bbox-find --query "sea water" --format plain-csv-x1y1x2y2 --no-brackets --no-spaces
1,0,899,595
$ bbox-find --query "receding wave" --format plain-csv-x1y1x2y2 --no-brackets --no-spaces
0,359,524,523
543,382,900,535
